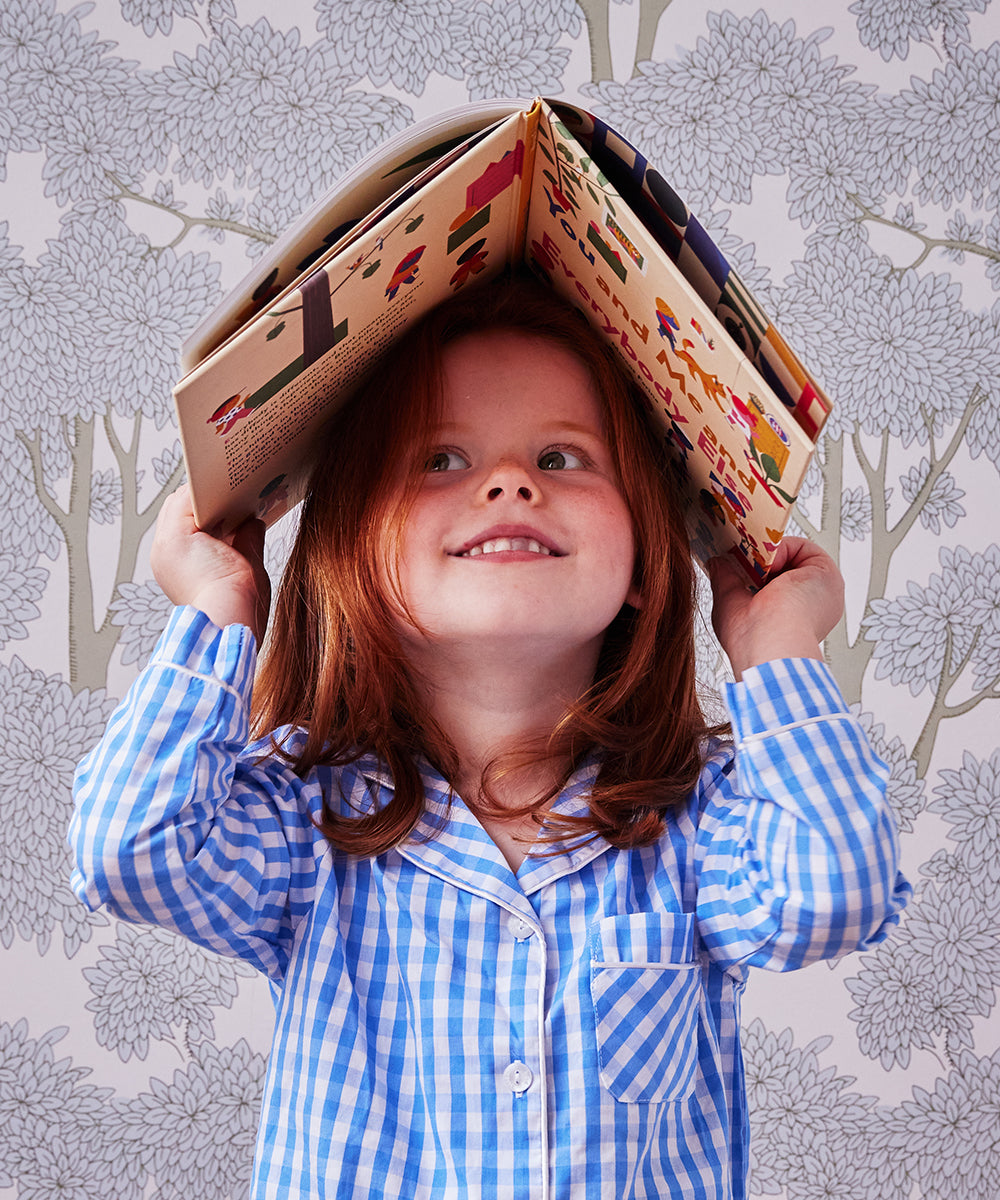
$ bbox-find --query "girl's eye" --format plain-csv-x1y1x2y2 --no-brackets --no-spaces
538,448,585,470
425,449,469,472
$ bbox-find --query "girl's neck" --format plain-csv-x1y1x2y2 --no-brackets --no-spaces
405,635,600,812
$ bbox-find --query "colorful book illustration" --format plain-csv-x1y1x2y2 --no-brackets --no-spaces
175,98,831,585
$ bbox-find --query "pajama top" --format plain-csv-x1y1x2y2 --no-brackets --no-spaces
71,606,910,1199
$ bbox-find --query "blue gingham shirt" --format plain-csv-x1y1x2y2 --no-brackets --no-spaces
71,607,909,1200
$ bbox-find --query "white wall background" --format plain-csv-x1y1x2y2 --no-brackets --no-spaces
1,0,998,1196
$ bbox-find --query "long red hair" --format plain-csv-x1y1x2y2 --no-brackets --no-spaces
252,272,722,855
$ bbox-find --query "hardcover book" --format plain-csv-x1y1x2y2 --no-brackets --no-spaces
174,97,831,584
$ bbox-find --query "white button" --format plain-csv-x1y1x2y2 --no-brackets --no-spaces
509,916,534,941
503,1061,533,1093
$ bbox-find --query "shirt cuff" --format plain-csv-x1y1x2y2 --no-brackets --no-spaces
149,605,258,693
724,657,850,742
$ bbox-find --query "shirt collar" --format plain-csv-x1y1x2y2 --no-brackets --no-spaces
359,753,611,903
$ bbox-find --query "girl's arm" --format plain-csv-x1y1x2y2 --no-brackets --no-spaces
70,491,319,980
693,540,910,971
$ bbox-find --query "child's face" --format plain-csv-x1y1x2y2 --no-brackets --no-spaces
388,328,639,663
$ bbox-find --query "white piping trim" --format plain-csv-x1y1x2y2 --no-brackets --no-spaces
591,959,698,971
736,711,855,746
154,663,246,706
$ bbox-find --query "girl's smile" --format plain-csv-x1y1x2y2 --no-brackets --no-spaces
391,328,639,663
451,523,562,558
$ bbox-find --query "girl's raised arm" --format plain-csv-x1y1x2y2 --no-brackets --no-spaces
70,493,324,980
693,539,909,971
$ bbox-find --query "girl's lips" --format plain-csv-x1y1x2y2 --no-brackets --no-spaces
451,526,564,557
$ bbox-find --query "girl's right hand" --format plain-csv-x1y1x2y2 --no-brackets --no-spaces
150,486,271,644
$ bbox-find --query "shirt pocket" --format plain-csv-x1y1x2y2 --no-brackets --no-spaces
589,911,700,1103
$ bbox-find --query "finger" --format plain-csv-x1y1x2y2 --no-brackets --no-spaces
766,536,831,579
231,518,271,644
230,516,266,570
157,484,198,541
707,555,755,605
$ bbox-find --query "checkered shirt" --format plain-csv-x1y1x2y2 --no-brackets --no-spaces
71,606,909,1199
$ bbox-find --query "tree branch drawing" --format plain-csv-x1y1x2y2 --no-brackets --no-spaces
576,0,679,84
811,386,988,709
16,416,186,692
850,195,1000,274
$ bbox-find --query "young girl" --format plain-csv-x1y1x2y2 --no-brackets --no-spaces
72,275,908,1200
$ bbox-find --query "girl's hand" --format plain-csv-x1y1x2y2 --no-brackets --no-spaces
708,538,844,681
150,486,271,644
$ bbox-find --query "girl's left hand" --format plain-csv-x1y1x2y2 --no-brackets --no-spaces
708,538,845,680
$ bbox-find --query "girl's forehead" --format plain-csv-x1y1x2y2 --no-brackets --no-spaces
439,329,604,423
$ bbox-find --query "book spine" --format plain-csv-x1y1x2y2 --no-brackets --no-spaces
510,101,542,264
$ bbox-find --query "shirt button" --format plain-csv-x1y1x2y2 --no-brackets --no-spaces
509,916,534,941
503,1061,533,1093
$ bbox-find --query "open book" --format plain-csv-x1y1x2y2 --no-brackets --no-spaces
175,98,830,584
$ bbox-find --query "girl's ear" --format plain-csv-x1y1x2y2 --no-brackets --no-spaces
625,581,642,609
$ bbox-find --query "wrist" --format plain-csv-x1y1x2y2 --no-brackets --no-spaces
726,636,825,682
188,584,260,634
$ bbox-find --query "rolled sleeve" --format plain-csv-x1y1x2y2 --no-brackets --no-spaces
696,658,910,973
70,607,320,981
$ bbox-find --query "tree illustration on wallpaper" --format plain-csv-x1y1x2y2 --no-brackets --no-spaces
1,3,999,1197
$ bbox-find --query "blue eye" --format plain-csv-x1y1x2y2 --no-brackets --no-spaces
425,449,469,472
538,448,585,470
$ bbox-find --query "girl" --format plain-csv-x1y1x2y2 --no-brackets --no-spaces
72,275,908,1200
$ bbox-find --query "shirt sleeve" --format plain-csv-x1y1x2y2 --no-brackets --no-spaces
69,606,325,982
692,657,911,974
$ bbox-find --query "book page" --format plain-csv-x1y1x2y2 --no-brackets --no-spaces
181,101,525,370
524,102,815,584
552,103,832,444
174,106,535,533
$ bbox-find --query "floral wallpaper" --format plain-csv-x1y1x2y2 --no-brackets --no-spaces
1,0,998,1197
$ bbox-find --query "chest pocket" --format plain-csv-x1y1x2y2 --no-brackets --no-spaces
589,911,700,1103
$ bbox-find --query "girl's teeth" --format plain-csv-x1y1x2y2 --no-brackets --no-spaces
466,538,550,557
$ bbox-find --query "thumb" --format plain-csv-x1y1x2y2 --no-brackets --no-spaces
231,517,271,644
707,555,755,644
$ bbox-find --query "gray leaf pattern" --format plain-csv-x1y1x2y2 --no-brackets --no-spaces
1,0,997,1196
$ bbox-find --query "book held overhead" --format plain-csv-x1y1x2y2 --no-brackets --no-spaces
175,98,830,585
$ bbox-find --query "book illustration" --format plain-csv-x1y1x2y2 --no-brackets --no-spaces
525,107,815,582
176,113,537,531
385,245,425,299
655,297,680,352
450,239,489,290
181,105,527,370
551,103,831,440
207,388,251,437
256,474,290,522
454,140,525,219
689,318,713,349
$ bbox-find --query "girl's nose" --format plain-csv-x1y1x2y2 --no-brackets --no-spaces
482,459,536,503
488,483,533,500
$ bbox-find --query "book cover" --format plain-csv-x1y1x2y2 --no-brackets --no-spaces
522,105,823,581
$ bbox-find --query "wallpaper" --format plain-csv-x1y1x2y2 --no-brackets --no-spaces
1,0,998,1197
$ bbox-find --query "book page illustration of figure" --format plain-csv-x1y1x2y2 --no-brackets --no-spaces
445,141,527,288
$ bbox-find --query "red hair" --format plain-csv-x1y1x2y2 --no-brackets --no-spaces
252,272,722,855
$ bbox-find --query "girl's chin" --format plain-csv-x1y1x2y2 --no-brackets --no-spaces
397,623,611,659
